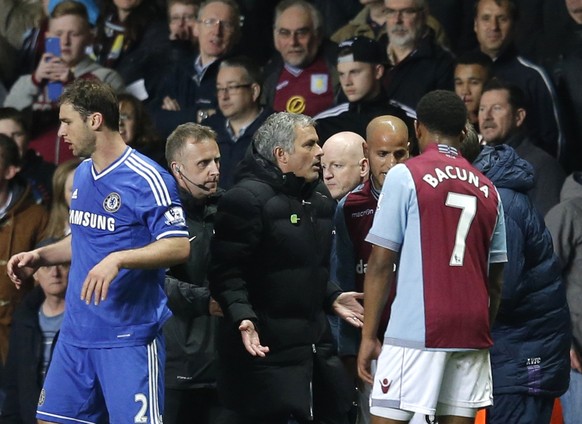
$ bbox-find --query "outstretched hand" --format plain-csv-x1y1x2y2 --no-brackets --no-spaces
333,291,364,328
6,251,42,289
239,319,269,357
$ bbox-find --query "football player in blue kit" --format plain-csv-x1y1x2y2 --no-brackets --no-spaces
7,79,190,424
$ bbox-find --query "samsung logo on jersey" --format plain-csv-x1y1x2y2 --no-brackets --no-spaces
422,166,490,197
69,210,116,232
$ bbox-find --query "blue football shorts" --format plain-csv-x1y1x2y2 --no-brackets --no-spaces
37,335,165,424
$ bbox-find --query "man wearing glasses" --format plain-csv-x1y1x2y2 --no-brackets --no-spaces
201,56,273,190
150,0,241,139
262,0,343,117
381,0,454,112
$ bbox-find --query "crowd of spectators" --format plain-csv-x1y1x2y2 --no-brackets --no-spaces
0,0,580,423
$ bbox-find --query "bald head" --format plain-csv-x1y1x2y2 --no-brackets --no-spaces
366,116,409,188
322,131,369,200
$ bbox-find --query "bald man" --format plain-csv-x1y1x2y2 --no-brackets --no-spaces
322,131,369,200
330,116,409,424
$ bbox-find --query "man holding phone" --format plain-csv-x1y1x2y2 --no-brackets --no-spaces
4,0,124,162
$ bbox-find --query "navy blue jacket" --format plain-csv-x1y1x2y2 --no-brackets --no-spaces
149,54,222,139
492,45,564,159
473,145,571,397
202,107,274,190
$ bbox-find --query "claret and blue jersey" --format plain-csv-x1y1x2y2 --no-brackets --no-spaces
60,147,189,348
367,144,508,351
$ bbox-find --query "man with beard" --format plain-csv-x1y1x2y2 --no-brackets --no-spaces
380,0,455,112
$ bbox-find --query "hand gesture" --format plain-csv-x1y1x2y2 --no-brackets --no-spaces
239,319,269,357
7,251,42,289
357,337,381,385
80,253,121,305
332,291,364,327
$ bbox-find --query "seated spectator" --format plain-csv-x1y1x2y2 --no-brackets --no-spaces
321,131,368,201
10,0,100,88
473,0,565,160
331,0,450,49
454,51,493,131
93,0,167,86
479,79,565,216
141,0,200,102
4,0,125,165
0,238,68,424
314,36,414,147
202,56,273,189
0,0,45,88
380,0,455,112
471,143,570,424
118,93,165,166
150,0,241,139
0,134,48,366
43,158,81,240
0,107,55,206
262,0,342,117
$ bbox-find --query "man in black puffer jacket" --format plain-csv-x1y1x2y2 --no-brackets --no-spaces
209,112,363,424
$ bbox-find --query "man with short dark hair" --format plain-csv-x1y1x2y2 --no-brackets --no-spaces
473,0,565,159
202,56,273,189
454,51,493,130
7,78,190,423
479,78,566,216
314,36,413,144
209,112,364,423
358,90,507,424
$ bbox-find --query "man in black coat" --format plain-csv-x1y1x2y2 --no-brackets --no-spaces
163,123,236,424
209,112,363,424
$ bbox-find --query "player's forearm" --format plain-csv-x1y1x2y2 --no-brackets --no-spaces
362,246,397,340
37,235,72,265
488,262,504,324
113,236,190,270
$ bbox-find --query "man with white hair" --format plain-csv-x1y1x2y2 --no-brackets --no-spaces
262,0,341,117
381,0,455,111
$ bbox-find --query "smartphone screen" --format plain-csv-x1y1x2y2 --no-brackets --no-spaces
45,37,63,102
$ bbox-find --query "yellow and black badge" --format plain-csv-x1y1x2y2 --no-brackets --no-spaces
286,96,306,114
